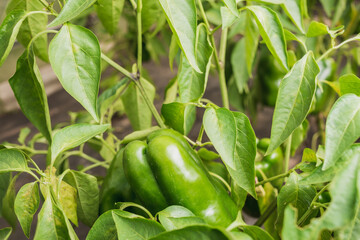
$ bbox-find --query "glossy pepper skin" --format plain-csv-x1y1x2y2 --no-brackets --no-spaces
147,135,238,227
255,138,284,189
123,140,168,214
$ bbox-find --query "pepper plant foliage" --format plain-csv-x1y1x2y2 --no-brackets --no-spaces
0,0,360,239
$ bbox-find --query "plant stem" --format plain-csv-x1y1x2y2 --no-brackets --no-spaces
101,53,135,80
317,34,360,61
284,134,292,174
81,162,107,173
298,183,330,226
118,202,154,220
196,124,205,144
255,171,292,186
255,199,277,226
218,28,229,109
196,0,229,108
96,136,116,156
209,172,231,192
27,30,58,53
137,0,143,78
133,80,166,128
101,53,166,128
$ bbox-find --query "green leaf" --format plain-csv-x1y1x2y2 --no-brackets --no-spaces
33,194,73,240
0,173,11,217
59,180,78,226
316,150,360,232
267,52,319,154
9,50,52,143
169,35,179,71
161,102,196,135
142,0,163,33
246,6,288,71
97,78,128,117
277,173,316,230
6,0,48,61
220,7,237,29
204,108,256,197
291,119,309,156
51,123,109,163
86,210,128,240
149,225,233,240
121,78,155,131
281,206,312,239
49,23,101,122
0,10,26,67
281,0,305,34
231,38,249,93
300,145,360,185
242,225,274,240
178,24,213,103
14,182,40,238
339,74,360,96
306,21,329,37
222,0,240,17
112,211,165,239
158,0,200,72
157,205,206,231
48,0,97,27
0,148,29,173
64,170,99,226
95,0,125,35
0,227,12,240
121,126,160,145
323,94,360,169
244,12,259,78
1,174,19,228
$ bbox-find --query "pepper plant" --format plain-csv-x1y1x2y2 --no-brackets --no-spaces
0,0,360,239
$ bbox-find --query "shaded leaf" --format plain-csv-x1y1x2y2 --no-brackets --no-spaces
121,78,155,131
0,173,11,217
9,49,52,143
231,38,249,93
149,225,233,240
245,12,259,78
277,173,316,230
95,0,125,35
14,182,40,238
178,24,213,103
48,0,97,27
158,0,200,72
246,6,288,71
324,94,360,169
64,170,99,226
1,174,19,228
161,102,196,135
0,227,12,240
0,10,26,67
33,193,73,240
59,181,78,226
51,123,109,163
267,52,319,154
49,23,101,122
281,0,305,34
6,0,48,61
